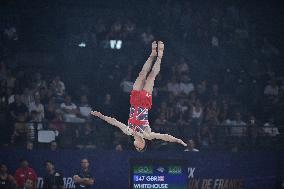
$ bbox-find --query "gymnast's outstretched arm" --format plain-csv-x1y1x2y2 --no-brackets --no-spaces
143,131,187,146
91,111,132,136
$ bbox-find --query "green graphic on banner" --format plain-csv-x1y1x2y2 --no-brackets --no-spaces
133,166,153,174
168,166,182,174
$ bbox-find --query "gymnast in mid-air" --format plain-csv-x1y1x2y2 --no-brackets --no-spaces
91,41,187,151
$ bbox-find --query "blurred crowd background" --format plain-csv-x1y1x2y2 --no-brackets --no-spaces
0,0,283,152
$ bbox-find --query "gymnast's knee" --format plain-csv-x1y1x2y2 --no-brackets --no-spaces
147,71,157,80
143,132,153,140
139,70,148,78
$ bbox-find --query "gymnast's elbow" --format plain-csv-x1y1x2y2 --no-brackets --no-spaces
144,132,154,140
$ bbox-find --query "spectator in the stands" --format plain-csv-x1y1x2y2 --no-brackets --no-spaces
209,84,220,101
50,141,58,151
101,93,114,114
0,82,6,107
45,98,57,120
120,71,133,93
33,73,47,90
123,19,136,40
9,94,29,122
26,141,34,151
50,76,65,101
178,109,194,139
14,70,28,92
219,100,229,123
229,112,247,137
176,57,189,75
264,117,275,127
248,115,258,126
78,95,92,120
247,115,260,147
6,70,16,89
75,123,96,149
204,100,219,125
60,95,84,123
26,110,43,142
94,18,107,40
175,98,189,116
231,112,247,126
167,76,180,96
191,99,203,126
43,160,64,189
49,110,65,135
38,87,48,105
107,19,123,39
189,91,197,104
0,163,17,189
179,74,194,96
198,124,213,150
31,105,44,126
263,117,279,136
11,113,28,147
21,88,34,108
4,25,18,41
153,113,169,133
196,80,208,99
182,99,202,138
264,79,279,97
7,87,15,104
29,94,44,121
76,84,90,98
167,93,177,109
156,101,174,121
14,159,37,189
73,158,95,189
23,179,34,189
140,26,154,45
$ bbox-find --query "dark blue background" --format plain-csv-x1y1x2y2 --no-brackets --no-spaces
0,150,282,189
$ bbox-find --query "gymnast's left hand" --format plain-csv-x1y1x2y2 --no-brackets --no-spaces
90,111,102,117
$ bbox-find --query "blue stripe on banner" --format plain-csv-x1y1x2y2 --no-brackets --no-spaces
0,150,282,189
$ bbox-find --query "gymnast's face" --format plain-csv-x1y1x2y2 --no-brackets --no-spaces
134,138,145,152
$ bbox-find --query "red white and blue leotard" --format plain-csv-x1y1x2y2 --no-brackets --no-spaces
128,90,152,133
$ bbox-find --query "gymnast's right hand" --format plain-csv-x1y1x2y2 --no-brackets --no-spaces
90,110,102,117
157,41,164,58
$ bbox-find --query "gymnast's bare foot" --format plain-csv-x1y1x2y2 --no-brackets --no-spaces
157,41,164,59
150,41,157,57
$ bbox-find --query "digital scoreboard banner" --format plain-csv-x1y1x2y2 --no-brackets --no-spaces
129,159,188,189
0,150,281,189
